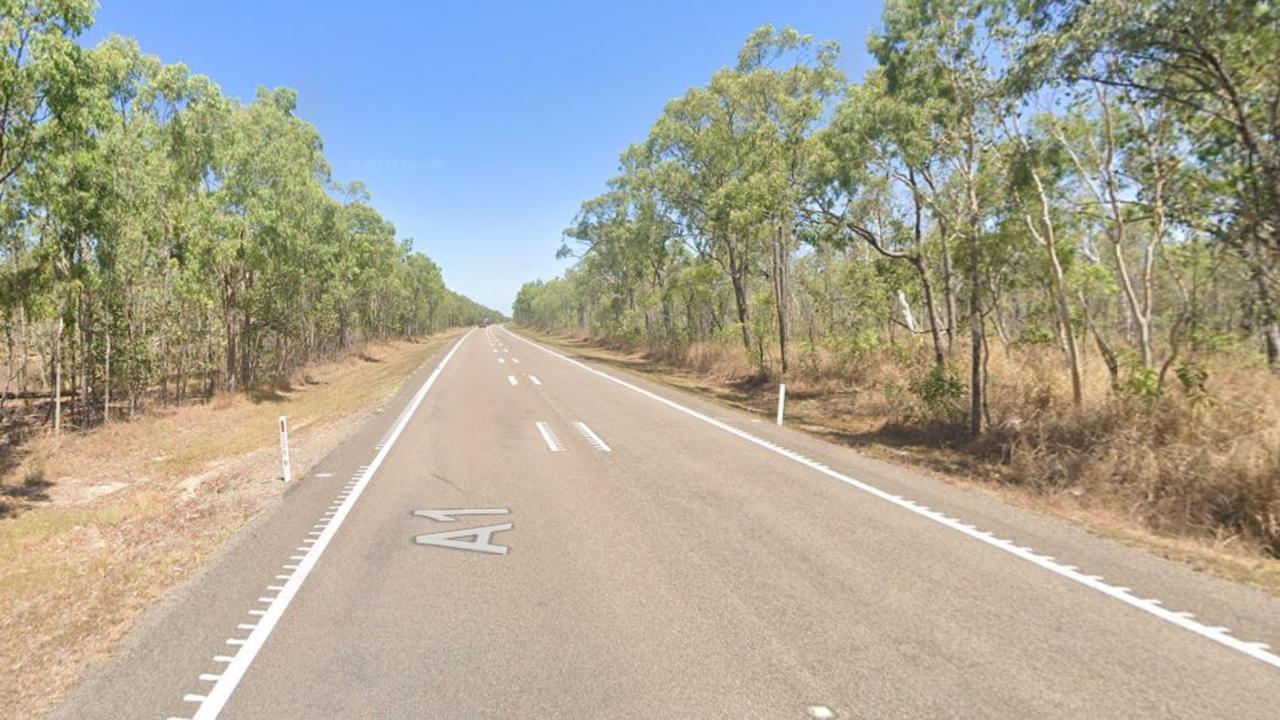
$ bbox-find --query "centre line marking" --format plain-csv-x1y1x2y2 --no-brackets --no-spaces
528,375,542,386
535,421,565,452
184,330,474,719
507,375,518,386
574,421,611,453
502,326,1280,671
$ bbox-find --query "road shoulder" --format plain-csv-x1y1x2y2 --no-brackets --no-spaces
4,332,461,720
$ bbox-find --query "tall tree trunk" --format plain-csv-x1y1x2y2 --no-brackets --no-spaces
1253,263,1280,373
1028,183,1084,406
103,324,111,423
53,316,63,437
772,224,790,378
730,269,753,353
19,305,29,405
902,169,947,368
913,257,946,369
940,229,958,353
1080,289,1120,388
965,133,984,438
969,261,983,438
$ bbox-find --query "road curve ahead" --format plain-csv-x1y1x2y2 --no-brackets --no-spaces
58,325,1280,720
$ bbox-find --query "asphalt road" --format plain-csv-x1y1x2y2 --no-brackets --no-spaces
57,325,1280,719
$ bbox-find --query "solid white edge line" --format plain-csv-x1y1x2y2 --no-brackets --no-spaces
189,329,474,719
574,421,611,453
502,326,1280,671
535,421,563,452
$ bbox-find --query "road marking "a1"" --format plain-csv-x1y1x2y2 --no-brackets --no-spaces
412,508,512,555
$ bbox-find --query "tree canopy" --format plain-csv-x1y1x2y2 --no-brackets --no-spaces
516,5,1280,436
1,4,498,430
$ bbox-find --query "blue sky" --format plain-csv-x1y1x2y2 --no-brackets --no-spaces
83,1,883,313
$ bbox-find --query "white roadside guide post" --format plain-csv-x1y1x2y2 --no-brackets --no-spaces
279,415,292,483
776,383,786,426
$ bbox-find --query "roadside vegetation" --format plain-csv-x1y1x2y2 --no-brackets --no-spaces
0,1,497,449
0,7,493,716
0,333,460,720
514,2,1280,563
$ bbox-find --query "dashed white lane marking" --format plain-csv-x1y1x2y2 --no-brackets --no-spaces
535,421,565,452
528,375,542,386
313,472,333,478
507,375,519,386
498,357,505,363
503,327,1280,671
511,358,520,364
575,421,611,453
180,330,474,719
808,706,836,719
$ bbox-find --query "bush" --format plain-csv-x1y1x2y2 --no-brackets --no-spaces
907,365,967,424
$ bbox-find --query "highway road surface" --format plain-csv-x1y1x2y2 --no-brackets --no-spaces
57,325,1280,719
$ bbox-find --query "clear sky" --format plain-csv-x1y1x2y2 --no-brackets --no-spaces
82,1,883,314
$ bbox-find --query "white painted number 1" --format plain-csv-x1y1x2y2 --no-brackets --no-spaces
413,508,512,555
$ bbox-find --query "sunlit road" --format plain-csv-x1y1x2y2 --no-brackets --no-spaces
57,326,1280,719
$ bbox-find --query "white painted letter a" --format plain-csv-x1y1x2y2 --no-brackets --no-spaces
414,523,513,555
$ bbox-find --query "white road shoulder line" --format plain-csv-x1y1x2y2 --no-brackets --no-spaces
502,326,1280,671
574,421,612,453
184,330,474,719
535,421,565,452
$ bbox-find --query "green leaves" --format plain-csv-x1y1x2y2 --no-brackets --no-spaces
0,0,95,191
0,5,496,416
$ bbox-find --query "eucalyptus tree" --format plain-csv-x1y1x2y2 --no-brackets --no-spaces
731,26,843,376
870,0,1012,434
1036,0,1280,370
560,144,682,344
0,0,93,201
814,71,953,370
1,8,497,429
646,53,769,356
0,0,93,428
997,112,1088,406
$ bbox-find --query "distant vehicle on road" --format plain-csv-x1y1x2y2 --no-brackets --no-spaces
479,318,490,327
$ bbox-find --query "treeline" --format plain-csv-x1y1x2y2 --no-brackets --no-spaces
516,0,1280,437
1,2,497,432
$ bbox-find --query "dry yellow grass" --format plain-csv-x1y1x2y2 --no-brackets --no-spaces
0,331,461,720
523,328,1280,596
